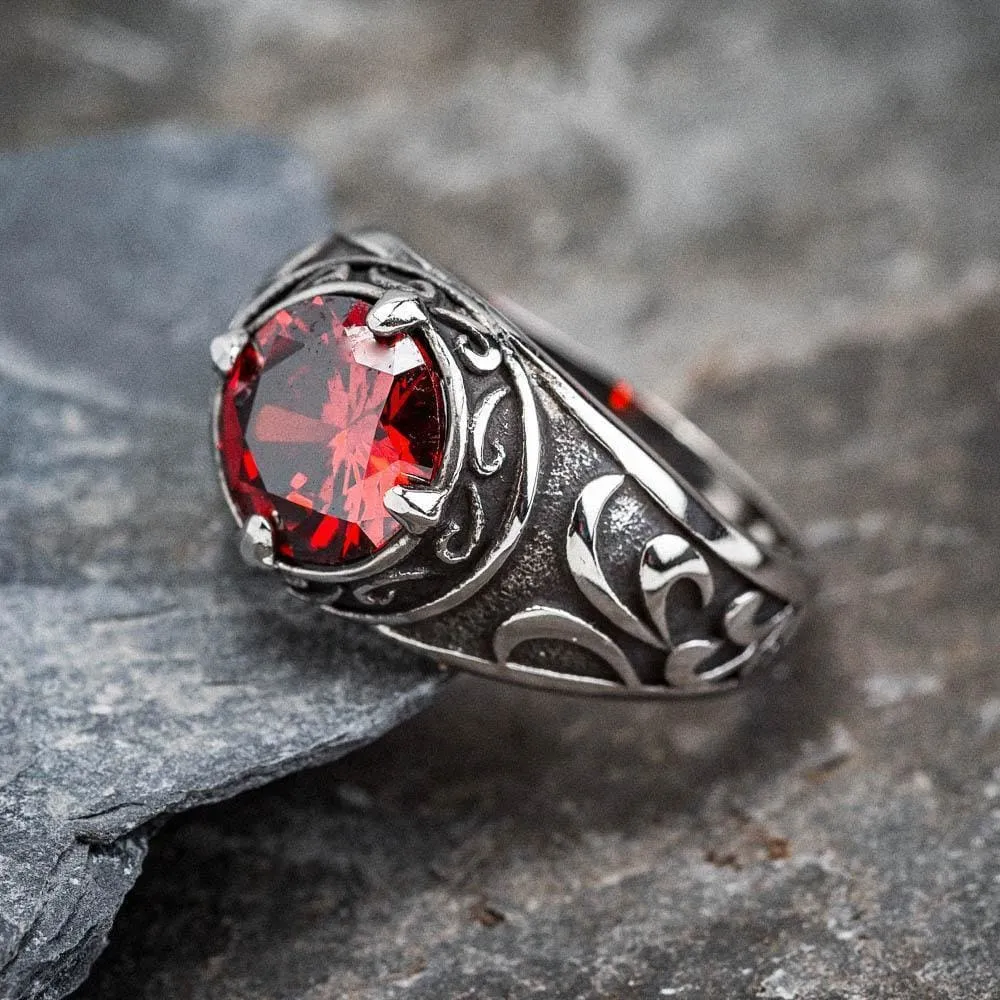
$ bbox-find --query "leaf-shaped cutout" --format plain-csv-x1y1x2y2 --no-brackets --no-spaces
639,534,714,647
567,475,665,649
493,605,640,688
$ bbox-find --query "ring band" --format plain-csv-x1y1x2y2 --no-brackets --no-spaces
211,230,816,698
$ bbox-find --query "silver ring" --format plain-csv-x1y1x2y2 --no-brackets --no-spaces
211,229,816,698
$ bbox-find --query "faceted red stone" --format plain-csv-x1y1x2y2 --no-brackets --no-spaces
218,294,446,566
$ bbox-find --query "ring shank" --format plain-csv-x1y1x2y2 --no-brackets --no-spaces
227,229,816,696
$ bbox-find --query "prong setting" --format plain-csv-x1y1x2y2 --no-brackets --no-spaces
383,486,448,535
239,514,276,568
211,329,249,376
366,289,430,338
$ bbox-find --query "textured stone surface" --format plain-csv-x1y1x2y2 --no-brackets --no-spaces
69,300,1000,1000
4,1,1000,398
2,1,1000,997
0,132,443,1000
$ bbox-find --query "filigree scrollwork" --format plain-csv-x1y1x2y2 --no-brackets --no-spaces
639,533,714,645
366,265,437,301
471,387,509,477
638,533,736,687
435,481,485,564
454,332,502,374
352,569,431,608
493,606,641,689
428,305,502,373
486,473,791,692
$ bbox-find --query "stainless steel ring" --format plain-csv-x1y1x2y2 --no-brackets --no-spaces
211,229,817,698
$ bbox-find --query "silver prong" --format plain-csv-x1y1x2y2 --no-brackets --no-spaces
211,329,249,376
383,485,448,535
366,289,429,338
239,514,276,568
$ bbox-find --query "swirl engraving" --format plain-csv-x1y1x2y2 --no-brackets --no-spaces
455,333,502,373
489,474,791,693
471,387,509,476
639,533,714,646
493,606,641,689
436,481,485,564
352,568,430,608
639,533,734,687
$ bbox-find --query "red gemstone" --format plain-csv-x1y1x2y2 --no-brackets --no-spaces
218,294,446,566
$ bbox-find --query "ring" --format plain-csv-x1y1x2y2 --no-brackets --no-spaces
211,230,816,698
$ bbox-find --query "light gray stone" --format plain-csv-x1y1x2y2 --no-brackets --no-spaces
7,0,998,395
74,297,1000,1000
0,131,444,1000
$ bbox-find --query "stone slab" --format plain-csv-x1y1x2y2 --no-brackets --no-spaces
74,298,1000,999
0,130,444,1000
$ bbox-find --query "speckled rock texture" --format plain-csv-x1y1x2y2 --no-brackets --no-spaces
70,301,1000,1000
3,1,1000,997
6,1,999,395
0,132,444,1000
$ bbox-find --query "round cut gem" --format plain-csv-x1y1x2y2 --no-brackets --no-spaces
218,294,446,566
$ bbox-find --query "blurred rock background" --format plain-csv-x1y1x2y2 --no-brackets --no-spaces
5,0,999,397
3,2,1000,998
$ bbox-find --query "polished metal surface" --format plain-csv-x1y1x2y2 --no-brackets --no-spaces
213,230,816,697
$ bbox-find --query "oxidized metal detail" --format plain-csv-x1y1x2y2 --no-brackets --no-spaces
434,481,486,565
493,606,642,690
213,229,816,698
486,472,797,695
567,474,664,649
471,386,509,476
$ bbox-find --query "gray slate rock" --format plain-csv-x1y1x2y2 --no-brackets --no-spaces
74,301,1000,999
0,131,443,1000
